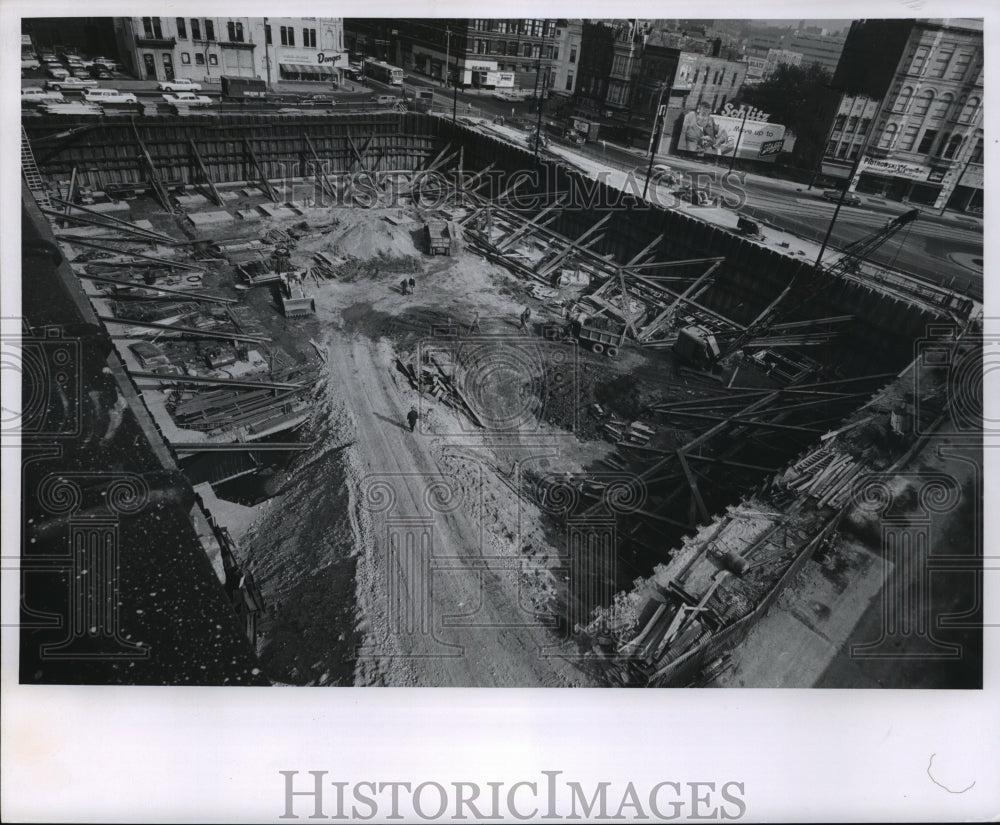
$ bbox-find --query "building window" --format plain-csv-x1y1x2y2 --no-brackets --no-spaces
176,18,187,39
917,128,938,154
912,90,934,117
895,87,913,112
900,124,920,151
569,45,577,63
826,140,838,157
304,28,316,48
523,42,532,57
280,26,288,46
836,143,848,159
959,96,980,123
208,53,218,65
930,49,953,78
877,122,898,150
859,117,871,134
910,46,928,74
566,73,573,91
181,52,191,64
847,116,859,132
969,136,983,164
947,52,973,81
834,114,846,131
195,52,205,65
931,93,953,121
265,24,271,45
942,133,963,159
191,18,201,40
205,19,214,41
508,42,518,56
847,144,860,161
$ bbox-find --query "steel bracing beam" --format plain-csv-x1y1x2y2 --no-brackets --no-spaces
189,139,225,207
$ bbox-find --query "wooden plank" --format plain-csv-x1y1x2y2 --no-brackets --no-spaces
676,449,710,524
189,139,225,207
243,138,280,201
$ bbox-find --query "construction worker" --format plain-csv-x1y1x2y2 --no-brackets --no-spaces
400,277,409,295
406,406,419,432
519,306,531,330
408,277,416,294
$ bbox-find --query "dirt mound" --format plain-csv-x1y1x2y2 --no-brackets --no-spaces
330,217,417,259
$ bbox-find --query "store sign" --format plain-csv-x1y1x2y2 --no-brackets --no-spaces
485,71,514,87
468,62,496,72
719,102,771,123
317,52,343,64
709,114,786,161
859,156,930,181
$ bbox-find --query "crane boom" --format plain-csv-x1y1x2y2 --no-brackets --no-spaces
720,208,920,357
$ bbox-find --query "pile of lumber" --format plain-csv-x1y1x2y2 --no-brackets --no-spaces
774,444,866,509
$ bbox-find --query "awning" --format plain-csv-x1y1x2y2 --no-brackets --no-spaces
278,63,336,76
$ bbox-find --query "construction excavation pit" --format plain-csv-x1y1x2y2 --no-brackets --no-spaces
19,110,983,688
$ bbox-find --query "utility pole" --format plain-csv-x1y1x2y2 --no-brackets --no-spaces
728,107,749,173
444,27,451,88
532,35,546,156
642,84,667,200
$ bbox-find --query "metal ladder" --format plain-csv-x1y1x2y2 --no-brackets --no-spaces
21,125,52,209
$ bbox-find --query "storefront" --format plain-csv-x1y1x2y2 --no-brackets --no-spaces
853,156,943,206
277,51,345,82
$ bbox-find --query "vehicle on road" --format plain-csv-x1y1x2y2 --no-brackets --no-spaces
220,75,266,99
45,76,98,91
364,58,404,85
822,189,862,206
84,88,137,104
22,87,65,104
162,91,213,107
374,93,403,106
157,78,202,92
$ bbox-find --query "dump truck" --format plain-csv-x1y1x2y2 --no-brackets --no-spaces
562,310,624,357
673,325,721,368
424,220,454,255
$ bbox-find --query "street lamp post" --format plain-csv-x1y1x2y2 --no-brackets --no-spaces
642,84,667,200
728,107,749,173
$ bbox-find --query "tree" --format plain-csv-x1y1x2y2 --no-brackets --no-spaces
732,63,840,170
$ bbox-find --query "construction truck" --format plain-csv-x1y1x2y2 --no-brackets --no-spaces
424,220,455,255
279,271,316,317
221,76,267,100
673,325,721,368
562,309,624,357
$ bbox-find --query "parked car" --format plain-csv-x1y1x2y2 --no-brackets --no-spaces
89,64,113,79
93,57,119,71
21,87,65,104
21,57,41,70
162,91,213,107
157,78,202,92
45,76,98,91
822,189,862,206
83,88,137,104
45,65,70,79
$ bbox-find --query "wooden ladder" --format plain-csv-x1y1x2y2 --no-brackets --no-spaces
21,125,52,209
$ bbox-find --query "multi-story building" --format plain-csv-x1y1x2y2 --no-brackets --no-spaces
745,25,846,75
551,20,583,96
114,16,346,84
574,20,644,136
763,48,802,78
825,18,983,212
345,19,559,92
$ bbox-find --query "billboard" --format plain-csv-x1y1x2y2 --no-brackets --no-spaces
676,105,786,162
859,156,930,181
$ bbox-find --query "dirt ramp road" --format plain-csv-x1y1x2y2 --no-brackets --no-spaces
332,334,588,687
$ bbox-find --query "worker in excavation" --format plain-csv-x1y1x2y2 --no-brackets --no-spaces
519,306,531,330
408,277,416,293
400,277,409,295
406,406,419,432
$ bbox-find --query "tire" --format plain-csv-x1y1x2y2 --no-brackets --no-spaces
591,342,604,355
606,346,619,357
